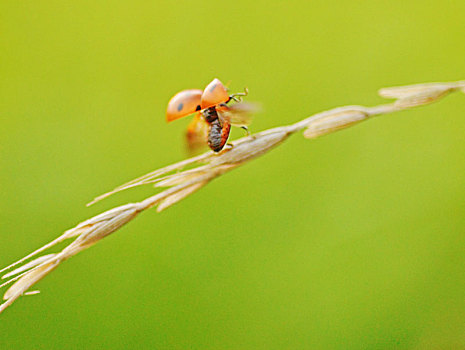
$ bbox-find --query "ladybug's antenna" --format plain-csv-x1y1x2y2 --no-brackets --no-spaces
229,87,249,103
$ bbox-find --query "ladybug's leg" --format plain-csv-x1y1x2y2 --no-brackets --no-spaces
240,126,251,136
228,87,249,103
220,143,234,152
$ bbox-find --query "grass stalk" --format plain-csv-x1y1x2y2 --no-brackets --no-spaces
1,80,464,314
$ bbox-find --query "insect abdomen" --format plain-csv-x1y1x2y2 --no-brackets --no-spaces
208,119,231,152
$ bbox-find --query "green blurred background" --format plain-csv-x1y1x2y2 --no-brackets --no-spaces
1,1,464,349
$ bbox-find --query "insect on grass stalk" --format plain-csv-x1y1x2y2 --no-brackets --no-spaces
1,80,464,314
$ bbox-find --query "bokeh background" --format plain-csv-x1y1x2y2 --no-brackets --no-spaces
1,1,465,349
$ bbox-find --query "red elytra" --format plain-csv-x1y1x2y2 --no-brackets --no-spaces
165,78,253,153
200,78,230,110
166,89,202,122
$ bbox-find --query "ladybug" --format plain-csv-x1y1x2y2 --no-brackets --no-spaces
166,78,254,153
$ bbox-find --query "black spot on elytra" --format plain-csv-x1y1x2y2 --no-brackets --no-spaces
195,105,201,111
177,103,183,112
